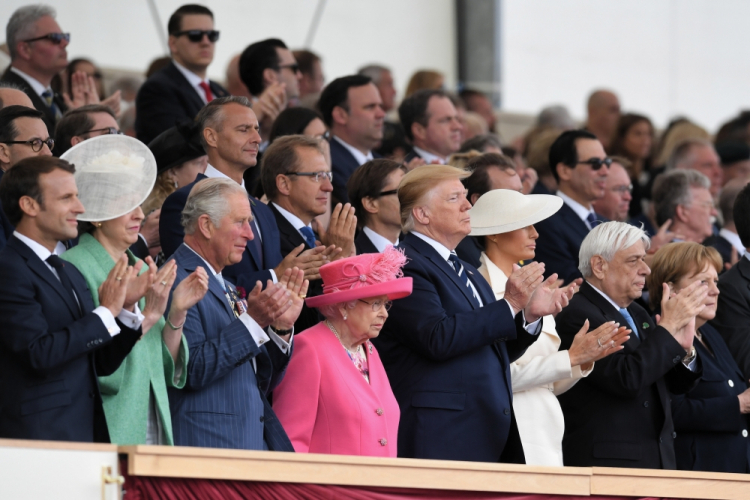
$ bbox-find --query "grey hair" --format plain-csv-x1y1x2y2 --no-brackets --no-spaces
537,105,575,129
181,178,248,234
317,300,357,320
652,169,711,226
358,64,389,85
666,138,715,171
578,221,651,278
7,5,57,60
195,96,253,150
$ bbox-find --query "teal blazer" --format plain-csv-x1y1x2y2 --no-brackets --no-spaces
62,233,188,445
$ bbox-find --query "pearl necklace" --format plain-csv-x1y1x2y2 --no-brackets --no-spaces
325,320,363,356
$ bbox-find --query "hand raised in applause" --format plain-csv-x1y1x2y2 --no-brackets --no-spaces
98,255,138,317
524,274,579,323
568,319,630,371
314,203,356,259
244,280,294,328
275,243,340,282
504,262,545,318
271,267,309,337
657,281,708,351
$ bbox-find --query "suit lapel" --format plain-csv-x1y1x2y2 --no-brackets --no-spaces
166,62,205,114
174,244,235,318
245,204,263,269
270,204,308,249
580,281,641,348
559,203,591,240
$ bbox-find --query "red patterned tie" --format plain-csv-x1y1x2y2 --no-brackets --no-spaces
198,81,214,102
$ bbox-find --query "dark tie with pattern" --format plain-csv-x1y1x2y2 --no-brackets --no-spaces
299,225,317,249
448,252,481,307
41,90,62,120
250,219,264,268
586,212,599,230
46,255,82,316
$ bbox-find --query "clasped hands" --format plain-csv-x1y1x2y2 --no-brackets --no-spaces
503,262,580,323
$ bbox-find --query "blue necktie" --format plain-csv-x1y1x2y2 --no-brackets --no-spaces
618,307,639,339
448,252,481,307
299,225,317,249
249,218,264,268
586,212,599,230
41,90,62,120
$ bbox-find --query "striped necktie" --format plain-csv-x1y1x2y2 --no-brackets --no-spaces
448,252,481,307
41,90,62,120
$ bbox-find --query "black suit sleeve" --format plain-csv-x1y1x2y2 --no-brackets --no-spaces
93,321,143,376
135,78,195,144
533,217,583,284
713,274,750,380
159,188,189,259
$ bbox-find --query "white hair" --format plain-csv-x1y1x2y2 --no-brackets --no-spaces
578,221,651,278
358,64,390,85
317,300,357,320
7,5,57,60
181,178,247,235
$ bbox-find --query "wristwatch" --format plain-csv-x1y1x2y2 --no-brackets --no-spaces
272,326,294,336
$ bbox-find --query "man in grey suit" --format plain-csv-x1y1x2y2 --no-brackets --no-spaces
167,178,307,451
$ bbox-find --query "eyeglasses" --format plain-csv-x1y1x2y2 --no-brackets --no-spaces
689,201,716,210
3,138,55,152
24,32,70,45
377,189,398,197
277,63,300,74
285,171,333,182
173,30,220,43
576,157,613,170
85,127,122,136
611,184,633,194
359,298,393,312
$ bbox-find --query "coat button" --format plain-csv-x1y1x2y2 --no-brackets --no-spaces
672,432,677,438
89,391,95,398
503,408,510,415
375,408,384,416
659,437,663,444
672,356,680,363
379,438,387,446
643,401,649,407
259,416,265,422
743,430,748,438
729,380,735,387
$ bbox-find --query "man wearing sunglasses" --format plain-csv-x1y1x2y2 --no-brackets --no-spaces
0,105,54,251
1,5,71,136
534,129,610,284
135,4,228,145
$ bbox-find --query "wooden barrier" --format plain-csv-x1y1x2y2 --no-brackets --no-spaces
120,444,750,500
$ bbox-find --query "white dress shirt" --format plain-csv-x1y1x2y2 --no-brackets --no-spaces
556,190,597,230
13,231,143,336
412,146,445,164
172,60,211,104
10,67,49,100
719,228,746,257
410,231,541,332
333,136,373,166
183,243,292,373
363,226,398,252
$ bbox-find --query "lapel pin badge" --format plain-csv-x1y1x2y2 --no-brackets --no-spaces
642,322,649,329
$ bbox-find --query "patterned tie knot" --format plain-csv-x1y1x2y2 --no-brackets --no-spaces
586,212,599,228
299,226,316,248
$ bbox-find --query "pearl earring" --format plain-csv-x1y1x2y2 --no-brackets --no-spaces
343,313,347,320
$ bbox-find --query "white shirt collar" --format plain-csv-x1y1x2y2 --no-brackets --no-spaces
332,136,373,166
556,190,595,226
588,281,624,311
719,228,746,257
172,60,210,104
10,67,49,98
363,226,398,252
272,202,310,232
411,230,451,260
412,146,445,165
204,163,246,188
14,231,66,262
183,242,225,286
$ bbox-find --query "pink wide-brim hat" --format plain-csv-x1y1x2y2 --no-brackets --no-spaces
305,246,413,308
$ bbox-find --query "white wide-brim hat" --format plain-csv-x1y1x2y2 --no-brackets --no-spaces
469,189,564,236
61,135,157,222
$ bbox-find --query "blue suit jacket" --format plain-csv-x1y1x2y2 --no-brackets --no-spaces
373,233,538,462
330,137,380,205
533,201,605,284
166,244,293,451
0,236,141,442
671,323,750,473
159,173,282,290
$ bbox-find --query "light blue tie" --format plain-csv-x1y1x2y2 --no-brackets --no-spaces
299,225,317,248
618,307,639,339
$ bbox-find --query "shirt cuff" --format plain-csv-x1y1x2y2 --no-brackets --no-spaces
267,327,293,355
502,299,542,335
269,269,278,284
93,306,123,337
118,303,145,331
684,357,698,372
239,312,271,348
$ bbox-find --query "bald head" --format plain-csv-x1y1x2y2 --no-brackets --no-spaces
225,54,251,99
586,90,620,149
0,87,34,109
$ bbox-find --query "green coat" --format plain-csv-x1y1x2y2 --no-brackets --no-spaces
61,233,188,445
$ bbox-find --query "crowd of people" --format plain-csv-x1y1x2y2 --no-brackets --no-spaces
2,3,750,475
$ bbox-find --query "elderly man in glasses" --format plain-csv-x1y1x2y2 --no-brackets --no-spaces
0,105,54,250
533,129,611,284
262,134,357,332
592,157,634,222
135,4,228,144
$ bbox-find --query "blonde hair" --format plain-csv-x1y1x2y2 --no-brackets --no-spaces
398,165,469,231
647,242,722,310
141,172,176,216
405,70,444,98
654,121,710,167
447,150,483,171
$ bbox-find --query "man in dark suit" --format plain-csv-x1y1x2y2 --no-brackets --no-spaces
458,153,524,268
556,221,704,469
318,75,385,205
704,178,747,269
262,135,356,332
0,156,144,442
534,129,610,283
374,164,576,463
399,90,462,165
713,182,750,379
0,105,54,251
167,177,305,450
135,5,228,144
346,159,405,254
160,97,326,296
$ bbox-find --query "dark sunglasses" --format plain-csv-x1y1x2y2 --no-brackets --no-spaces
24,32,70,45
174,30,220,43
377,189,398,197
576,157,613,170
277,63,300,74
3,138,55,152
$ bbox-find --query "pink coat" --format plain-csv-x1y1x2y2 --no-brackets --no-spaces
273,322,400,457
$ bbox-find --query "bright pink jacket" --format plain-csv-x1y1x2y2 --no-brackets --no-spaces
273,322,400,457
